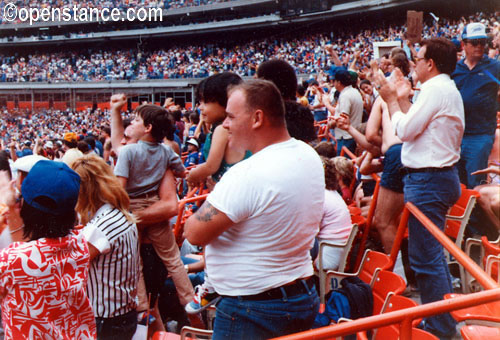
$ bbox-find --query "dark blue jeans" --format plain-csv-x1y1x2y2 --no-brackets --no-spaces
337,137,356,156
313,110,328,122
213,284,319,340
458,134,495,189
403,168,461,339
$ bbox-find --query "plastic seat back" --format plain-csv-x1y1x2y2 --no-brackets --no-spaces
381,294,422,327
152,331,180,340
461,325,500,340
443,186,480,292
374,325,438,340
317,224,359,304
445,293,500,324
358,251,392,284
444,186,479,242
371,269,406,315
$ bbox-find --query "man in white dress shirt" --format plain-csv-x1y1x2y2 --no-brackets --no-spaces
376,37,464,339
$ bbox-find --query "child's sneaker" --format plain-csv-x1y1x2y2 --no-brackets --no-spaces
137,310,156,326
185,283,221,314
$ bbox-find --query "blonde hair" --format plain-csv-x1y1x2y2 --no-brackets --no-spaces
71,154,135,225
331,156,355,186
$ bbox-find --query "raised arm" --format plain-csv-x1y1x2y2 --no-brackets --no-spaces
337,114,380,156
110,94,127,156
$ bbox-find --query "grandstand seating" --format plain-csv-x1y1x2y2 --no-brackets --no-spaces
321,249,391,305
317,223,359,304
444,184,480,292
460,324,500,340
464,236,500,293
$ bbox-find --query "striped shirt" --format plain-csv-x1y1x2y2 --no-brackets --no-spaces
82,203,140,318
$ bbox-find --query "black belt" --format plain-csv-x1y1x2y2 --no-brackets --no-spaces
403,165,455,174
223,277,315,301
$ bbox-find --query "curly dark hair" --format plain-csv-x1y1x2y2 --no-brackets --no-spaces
321,156,339,191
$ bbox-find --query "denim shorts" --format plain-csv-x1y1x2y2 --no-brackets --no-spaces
380,143,404,193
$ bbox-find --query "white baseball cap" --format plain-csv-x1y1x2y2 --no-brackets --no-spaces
13,155,46,173
462,22,487,40
187,138,199,148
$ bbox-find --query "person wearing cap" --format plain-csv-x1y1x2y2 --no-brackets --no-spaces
376,37,464,339
12,154,46,193
452,22,500,189
61,132,84,166
184,138,200,168
0,160,96,339
13,141,33,159
43,140,55,160
326,68,363,156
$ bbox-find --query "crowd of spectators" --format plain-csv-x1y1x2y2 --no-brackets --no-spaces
0,0,235,24
0,5,498,338
1,11,498,82
0,107,119,146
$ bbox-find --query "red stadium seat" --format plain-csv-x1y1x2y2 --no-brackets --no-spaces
444,293,500,325
461,325,500,340
371,269,406,315
444,185,480,291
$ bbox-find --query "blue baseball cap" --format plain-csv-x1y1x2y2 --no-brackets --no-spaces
21,160,81,215
326,65,347,79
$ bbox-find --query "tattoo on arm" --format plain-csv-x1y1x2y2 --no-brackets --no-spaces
195,202,219,222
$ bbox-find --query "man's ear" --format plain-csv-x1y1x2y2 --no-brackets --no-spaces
427,58,435,72
145,123,153,134
252,109,264,129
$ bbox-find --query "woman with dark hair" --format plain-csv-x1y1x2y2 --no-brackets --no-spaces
0,160,96,339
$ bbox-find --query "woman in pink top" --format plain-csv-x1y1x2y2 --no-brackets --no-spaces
316,157,353,270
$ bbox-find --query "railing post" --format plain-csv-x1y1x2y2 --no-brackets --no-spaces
389,206,410,271
399,317,412,340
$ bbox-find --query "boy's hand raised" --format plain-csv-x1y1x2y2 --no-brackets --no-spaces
110,94,127,112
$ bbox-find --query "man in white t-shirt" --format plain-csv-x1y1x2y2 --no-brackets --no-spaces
185,79,325,339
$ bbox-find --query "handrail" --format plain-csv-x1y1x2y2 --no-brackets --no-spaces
273,202,500,340
173,193,209,246
389,202,498,290
272,287,500,340
340,146,382,269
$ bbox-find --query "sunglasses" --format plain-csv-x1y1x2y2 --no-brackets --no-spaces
466,39,486,46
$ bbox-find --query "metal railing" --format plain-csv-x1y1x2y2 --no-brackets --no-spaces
273,201,500,340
